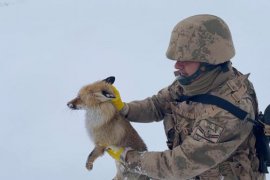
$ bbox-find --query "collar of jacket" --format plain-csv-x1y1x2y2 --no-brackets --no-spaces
179,63,233,96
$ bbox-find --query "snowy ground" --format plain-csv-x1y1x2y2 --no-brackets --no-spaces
1,0,270,179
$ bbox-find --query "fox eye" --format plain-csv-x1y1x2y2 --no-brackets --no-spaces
101,90,115,98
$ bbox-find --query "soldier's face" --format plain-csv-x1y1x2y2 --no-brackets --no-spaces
174,61,200,77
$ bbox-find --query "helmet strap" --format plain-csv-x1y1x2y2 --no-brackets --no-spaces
219,61,230,72
178,67,202,85
178,62,229,85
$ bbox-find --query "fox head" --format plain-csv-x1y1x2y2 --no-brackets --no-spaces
67,76,116,110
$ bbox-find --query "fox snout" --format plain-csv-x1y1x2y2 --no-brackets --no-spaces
67,97,82,110
67,102,76,109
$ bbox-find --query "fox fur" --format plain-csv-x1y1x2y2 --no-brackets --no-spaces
67,76,148,180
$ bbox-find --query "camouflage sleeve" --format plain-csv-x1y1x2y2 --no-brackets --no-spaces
124,98,255,179
125,86,174,123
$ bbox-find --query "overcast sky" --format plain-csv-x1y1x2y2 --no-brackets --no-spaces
1,0,270,179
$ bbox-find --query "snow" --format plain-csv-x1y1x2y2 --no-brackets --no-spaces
1,0,270,179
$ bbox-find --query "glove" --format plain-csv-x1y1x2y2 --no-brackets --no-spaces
111,85,125,111
106,145,132,162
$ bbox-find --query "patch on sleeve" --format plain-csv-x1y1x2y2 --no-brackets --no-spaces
193,119,224,143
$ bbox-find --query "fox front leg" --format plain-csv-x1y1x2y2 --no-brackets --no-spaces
86,146,106,171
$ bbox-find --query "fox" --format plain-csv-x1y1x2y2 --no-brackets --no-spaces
67,76,149,180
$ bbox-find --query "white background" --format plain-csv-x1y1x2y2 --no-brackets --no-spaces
1,0,270,179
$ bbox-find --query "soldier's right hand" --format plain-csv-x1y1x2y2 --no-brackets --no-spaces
106,145,133,163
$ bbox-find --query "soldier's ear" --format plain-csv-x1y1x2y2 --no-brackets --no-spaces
103,76,115,84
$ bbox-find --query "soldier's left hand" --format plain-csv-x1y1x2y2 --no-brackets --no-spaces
106,145,133,163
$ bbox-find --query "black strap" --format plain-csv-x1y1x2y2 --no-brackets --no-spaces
176,94,248,120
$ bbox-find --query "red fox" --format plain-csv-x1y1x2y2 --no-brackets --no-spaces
67,76,148,180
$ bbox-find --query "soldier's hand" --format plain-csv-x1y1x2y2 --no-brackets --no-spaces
111,85,125,111
106,145,132,162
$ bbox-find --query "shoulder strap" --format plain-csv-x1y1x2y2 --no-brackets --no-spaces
176,94,250,121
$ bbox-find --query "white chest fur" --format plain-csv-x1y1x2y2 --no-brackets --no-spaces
85,108,106,128
84,105,115,142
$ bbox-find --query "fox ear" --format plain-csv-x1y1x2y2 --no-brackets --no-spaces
103,76,115,84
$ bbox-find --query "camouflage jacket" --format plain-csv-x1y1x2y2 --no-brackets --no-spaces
123,69,264,180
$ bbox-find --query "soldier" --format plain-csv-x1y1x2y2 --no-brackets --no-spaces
106,14,265,180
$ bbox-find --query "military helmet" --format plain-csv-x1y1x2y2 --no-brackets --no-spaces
166,14,235,65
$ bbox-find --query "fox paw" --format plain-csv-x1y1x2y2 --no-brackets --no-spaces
86,161,93,171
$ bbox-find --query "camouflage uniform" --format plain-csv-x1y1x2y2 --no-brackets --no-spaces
120,15,265,180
